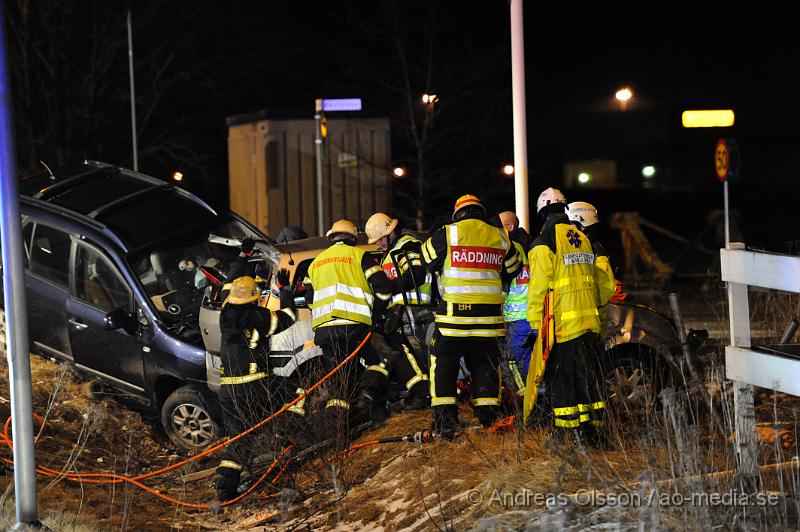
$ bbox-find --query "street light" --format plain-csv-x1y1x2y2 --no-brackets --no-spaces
421,93,438,105
578,172,591,184
392,166,407,178
172,171,183,182
502,164,515,176
615,86,633,111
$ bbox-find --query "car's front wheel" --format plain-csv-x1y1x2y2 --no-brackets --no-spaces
161,385,222,450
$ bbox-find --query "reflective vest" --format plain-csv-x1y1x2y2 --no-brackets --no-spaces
440,219,509,305
503,240,529,322
528,223,601,342
308,242,375,329
381,234,432,307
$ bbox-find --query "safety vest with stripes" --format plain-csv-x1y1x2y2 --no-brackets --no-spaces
381,234,432,307
440,219,510,305
308,242,376,329
503,240,529,322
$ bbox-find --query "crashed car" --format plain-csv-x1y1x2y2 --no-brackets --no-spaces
602,301,709,412
1,161,316,450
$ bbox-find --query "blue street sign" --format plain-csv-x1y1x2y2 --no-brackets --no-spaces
322,98,362,112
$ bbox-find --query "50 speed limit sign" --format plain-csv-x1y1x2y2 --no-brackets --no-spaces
715,139,729,182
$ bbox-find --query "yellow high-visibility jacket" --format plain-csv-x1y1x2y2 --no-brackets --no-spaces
306,242,390,329
527,213,614,342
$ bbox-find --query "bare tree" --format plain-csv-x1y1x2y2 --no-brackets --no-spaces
332,0,512,231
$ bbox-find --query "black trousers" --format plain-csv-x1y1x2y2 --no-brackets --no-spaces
378,326,430,400
429,328,501,430
544,332,605,433
309,324,376,442
216,378,272,496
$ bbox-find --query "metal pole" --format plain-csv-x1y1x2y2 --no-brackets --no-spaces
314,99,324,236
723,180,730,246
0,5,41,527
127,10,138,172
510,0,529,231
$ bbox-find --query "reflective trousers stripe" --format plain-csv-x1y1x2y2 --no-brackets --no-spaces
219,460,242,471
555,418,581,428
326,399,350,409
430,353,456,406
220,372,267,385
578,401,605,412
406,374,427,390
473,397,500,407
366,364,389,377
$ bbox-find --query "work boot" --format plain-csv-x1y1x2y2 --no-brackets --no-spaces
432,404,462,436
215,470,240,503
404,394,431,411
475,405,499,429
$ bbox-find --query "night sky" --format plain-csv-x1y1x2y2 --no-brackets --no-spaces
5,1,798,247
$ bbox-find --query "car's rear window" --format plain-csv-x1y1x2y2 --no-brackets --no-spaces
46,173,152,215
96,191,216,249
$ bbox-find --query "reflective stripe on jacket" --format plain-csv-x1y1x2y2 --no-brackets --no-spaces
308,242,376,329
381,234,432,306
527,218,601,342
439,219,513,305
503,240,529,322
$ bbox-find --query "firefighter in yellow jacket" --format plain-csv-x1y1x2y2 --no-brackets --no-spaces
421,195,521,434
304,220,394,438
527,188,615,445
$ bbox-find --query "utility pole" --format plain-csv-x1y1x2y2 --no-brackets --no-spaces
0,5,41,528
314,99,324,236
128,10,138,172
510,0,530,231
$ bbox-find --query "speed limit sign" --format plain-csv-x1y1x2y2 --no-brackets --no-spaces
715,139,729,182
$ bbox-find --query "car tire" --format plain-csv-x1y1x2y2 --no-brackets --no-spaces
603,356,659,415
161,385,222,450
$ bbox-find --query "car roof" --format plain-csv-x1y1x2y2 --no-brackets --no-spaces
20,161,217,252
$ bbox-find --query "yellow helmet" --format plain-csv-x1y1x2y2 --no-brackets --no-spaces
225,276,260,305
452,194,486,220
325,219,358,240
365,212,398,244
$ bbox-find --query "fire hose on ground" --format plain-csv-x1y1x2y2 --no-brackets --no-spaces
0,333,373,509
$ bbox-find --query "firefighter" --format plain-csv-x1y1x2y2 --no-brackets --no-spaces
498,211,534,400
566,201,619,331
303,219,394,441
215,273,296,502
364,212,431,410
527,188,615,445
421,194,521,434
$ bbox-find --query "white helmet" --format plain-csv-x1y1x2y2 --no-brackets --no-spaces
536,187,566,213
567,201,599,227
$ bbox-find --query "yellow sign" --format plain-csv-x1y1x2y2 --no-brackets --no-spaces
715,139,729,182
683,109,735,128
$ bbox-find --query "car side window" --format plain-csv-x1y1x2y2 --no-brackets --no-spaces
75,244,132,313
28,222,72,289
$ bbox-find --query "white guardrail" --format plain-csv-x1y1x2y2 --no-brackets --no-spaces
721,243,800,396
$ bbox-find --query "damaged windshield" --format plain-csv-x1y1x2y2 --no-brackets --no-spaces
128,215,272,343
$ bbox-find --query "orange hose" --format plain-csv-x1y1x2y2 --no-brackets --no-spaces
0,333,372,508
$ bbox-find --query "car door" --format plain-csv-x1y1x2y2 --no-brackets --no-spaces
23,220,73,359
66,241,146,392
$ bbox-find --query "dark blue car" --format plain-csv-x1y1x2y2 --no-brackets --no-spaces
2,161,267,449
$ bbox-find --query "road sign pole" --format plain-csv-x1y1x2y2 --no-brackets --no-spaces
724,180,730,247
0,5,41,527
314,99,324,236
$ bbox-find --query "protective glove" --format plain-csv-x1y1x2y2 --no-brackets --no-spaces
521,330,538,348
240,237,256,256
275,268,291,290
383,305,403,335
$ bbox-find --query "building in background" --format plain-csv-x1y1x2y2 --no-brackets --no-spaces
227,108,391,238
